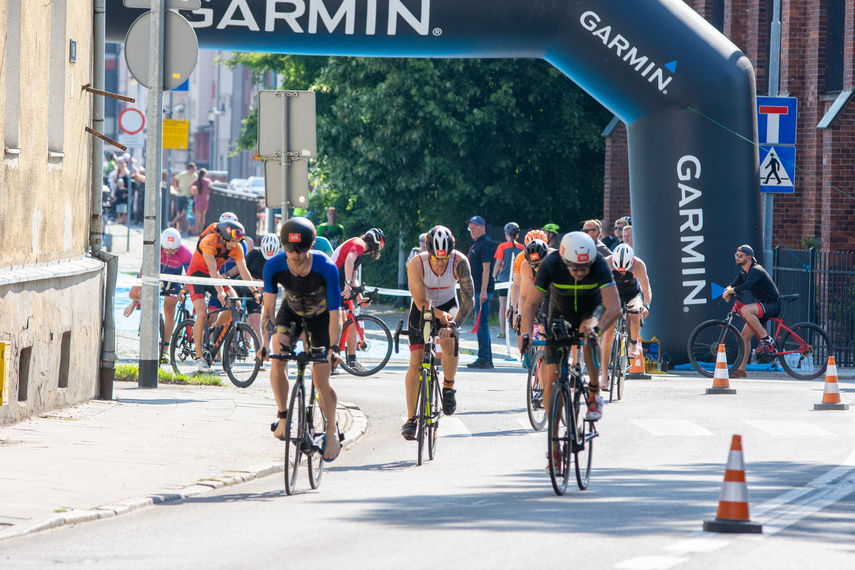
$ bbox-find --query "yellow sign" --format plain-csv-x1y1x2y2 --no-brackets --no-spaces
162,119,190,150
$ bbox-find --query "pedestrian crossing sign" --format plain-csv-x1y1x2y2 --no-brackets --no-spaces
759,145,795,194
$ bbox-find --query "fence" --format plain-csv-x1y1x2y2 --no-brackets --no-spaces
207,184,264,243
774,247,855,367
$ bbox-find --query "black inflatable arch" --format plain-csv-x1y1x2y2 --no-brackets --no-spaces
107,0,762,362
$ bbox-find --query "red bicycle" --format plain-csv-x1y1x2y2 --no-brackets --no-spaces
339,285,393,377
687,294,831,380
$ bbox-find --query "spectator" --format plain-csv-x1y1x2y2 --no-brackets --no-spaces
601,220,618,250
170,162,197,235
610,217,630,251
543,223,561,248
317,207,346,249
466,215,495,369
408,232,428,262
109,158,130,225
493,222,523,339
582,219,612,258
623,225,634,249
190,168,211,236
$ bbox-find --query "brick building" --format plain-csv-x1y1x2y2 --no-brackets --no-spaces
604,0,855,252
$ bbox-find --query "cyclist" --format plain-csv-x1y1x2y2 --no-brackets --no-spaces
599,243,652,384
518,231,620,426
722,244,781,378
227,233,280,357
401,225,475,439
186,220,260,373
508,229,550,332
331,228,386,372
123,228,192,358
260,217,343,461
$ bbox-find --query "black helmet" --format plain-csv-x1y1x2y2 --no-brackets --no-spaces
525,239,548,265
216,220,246,242
503,222,520,237
365,228,385,250
280,217,316,253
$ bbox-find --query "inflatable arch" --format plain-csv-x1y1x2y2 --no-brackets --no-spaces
107,0,762,362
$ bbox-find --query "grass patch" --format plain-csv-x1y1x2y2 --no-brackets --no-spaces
115,363,223,386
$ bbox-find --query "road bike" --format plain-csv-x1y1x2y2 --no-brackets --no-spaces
525,306,549,431
339,285,394,376
269,321,340,495
687,293,832,380
534,318,599,495
606,304,640,403
394,304,460,466
169,295,262,386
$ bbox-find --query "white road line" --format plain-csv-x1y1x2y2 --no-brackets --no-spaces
663,537,731,554
629,419,715,436
439,416,471,438
743,420,836,437
613,555,688,570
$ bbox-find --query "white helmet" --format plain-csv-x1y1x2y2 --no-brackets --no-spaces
427,225,455,259
612,243,634,271
160,228,181,250
260,233,281,260
559,231,597,266
219,211,238,223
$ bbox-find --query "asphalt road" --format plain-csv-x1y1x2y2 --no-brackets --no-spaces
1,364,853,569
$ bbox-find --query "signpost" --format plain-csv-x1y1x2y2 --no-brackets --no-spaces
162,119,190,150
124,10,198,90
759,145,795,194
756,97,798,195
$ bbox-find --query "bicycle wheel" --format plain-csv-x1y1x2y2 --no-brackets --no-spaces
526,350,547,431
574,390,593,490
159,315,166,363
779,322,832,380
307,388,325,489
427,369,440,460
616,335,628,401
607,333,623,403
547,383,572,496
687,320,744,378
284,384,305,495
222,323,261,388
416,373,427,466
339,315,393,377
170,318,198,376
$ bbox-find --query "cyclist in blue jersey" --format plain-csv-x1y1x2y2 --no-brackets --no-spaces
260,217,343,462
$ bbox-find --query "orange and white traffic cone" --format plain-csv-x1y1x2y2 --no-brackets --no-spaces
703,435,762,534
706,344,737,395
626,337,651,379
814,356,849,410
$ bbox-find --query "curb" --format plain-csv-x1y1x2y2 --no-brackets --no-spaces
0,403,367,542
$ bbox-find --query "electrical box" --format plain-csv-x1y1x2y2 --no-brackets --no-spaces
0,342,8,406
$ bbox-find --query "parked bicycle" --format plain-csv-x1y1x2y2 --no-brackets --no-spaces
339,284,394,376
269,322,341,495
687,293,831,380
534,318,599,496
606,304,640,403
394,304,460,466
169,295,262,386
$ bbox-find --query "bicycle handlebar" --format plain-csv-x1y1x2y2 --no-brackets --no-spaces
343,284,378,303
392,308,460,357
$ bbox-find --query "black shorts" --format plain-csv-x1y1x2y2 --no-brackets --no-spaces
275,304,331,349
619,291,643,307
407,298,458,350
234,286,261,315
173,196,189,213
757,300,781,323
161,281,182,297
544,304,604,365
187,271,224,310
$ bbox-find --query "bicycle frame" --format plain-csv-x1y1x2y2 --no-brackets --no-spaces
726,299,809,358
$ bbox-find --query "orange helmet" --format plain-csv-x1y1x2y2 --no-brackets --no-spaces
524,229,548,244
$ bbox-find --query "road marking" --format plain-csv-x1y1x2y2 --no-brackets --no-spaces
613,555,688,570
515,417,544,432
743,420,835,437
439,417,471,437
629,419,714,436
663,537,730,553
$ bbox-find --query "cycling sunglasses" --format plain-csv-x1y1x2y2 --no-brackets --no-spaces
282,242,311,254
563,260,592,272
225,227,245,241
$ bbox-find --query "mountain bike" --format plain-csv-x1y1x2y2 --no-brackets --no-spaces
269,322,340,495
169,295,262,386
534,318,599,495
339,285,393,376
687,293,832,380
394,304,460,466
606,304,640,403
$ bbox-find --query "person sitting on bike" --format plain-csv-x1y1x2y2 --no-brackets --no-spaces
518,232,620,424
600,243,652,384
260,217,343,462
401,225,475,439
186,220,260,373
331,228,386,372
721,244,781,378
508,229,550,331
123,228,192,359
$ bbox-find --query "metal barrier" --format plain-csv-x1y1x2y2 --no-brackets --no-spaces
207,184,264,243
774,247,855,367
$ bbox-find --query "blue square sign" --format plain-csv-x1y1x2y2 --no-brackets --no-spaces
759,145,795,194
757,96,798,145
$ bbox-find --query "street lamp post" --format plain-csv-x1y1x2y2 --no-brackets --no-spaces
207,108,217,171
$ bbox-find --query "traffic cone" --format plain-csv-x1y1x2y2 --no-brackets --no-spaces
706,344,736,395
703,435,762,533
626,337,651,379
814,356,849,410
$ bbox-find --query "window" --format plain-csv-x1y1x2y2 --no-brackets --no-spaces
4,0,22,153
711,0,725,32
48,0,67,154
825,0,845,93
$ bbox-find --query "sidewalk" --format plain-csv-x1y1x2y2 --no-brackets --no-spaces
0,382,366,541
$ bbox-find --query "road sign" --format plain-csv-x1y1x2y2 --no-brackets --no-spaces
123,0,202,9
118,133,146,148
124,10,198,90
162,119,190,150
757,96,798,145
759,145,795,194
257,90,317,159
264,159,310,208
119,108,145,134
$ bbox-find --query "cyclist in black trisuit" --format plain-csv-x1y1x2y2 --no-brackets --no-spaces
722,244,781,378
260,217,343,462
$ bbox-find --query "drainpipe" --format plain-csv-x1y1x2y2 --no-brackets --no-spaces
90,0,116,400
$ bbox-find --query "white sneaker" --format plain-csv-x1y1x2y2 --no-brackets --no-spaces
194,357,212,373
585,393,604,421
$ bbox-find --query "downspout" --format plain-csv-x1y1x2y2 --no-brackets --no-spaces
90,0,116,400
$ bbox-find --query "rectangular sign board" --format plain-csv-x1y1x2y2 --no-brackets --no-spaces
264,158,310,208
162,119,190,150
118,133,146,148
123,0,202,9
756,96,798,145
759,144,795,194
257,90,317,159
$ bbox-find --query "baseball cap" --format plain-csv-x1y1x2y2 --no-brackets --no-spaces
469,215,486,226
736,244,754,258
543,223,560,234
